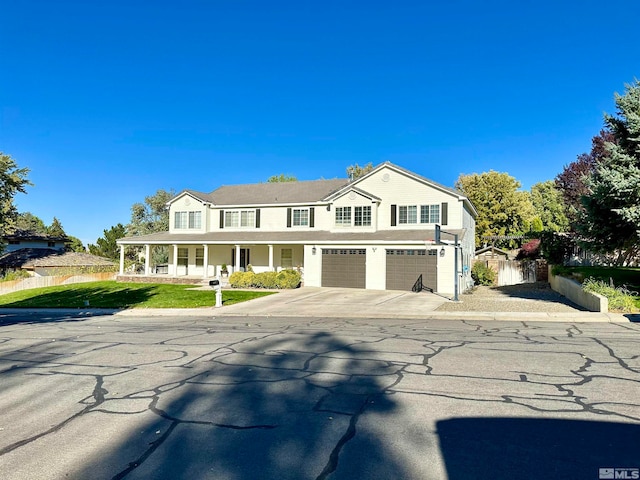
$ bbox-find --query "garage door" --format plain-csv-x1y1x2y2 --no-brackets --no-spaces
386,249,438,291
321,249,366,288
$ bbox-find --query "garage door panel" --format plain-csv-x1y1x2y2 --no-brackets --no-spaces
321,249,366,289
386,249,437,291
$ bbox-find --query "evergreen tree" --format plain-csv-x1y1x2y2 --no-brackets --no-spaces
0,153,32,238
577,80,640,264
88,224,127,261
47,217,67,237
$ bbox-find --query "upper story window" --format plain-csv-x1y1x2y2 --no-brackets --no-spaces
397,204,440,225
391,203,447,227
175,211,202,229
399,205,418,224
293,208,309,227
420,204,440,224
225,210,255,228
354,206,372,226
335,207,352,226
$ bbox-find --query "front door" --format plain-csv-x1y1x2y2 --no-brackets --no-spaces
231,248,250,271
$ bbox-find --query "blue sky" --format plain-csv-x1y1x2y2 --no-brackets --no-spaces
1,0,639,245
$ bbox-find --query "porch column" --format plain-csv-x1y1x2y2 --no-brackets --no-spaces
268,244,274,271
144,244,150,276
173,244,178,277
119,245,125,275
235,245,241,273
203,244,209,279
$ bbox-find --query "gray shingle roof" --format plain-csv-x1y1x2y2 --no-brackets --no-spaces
0,249,116,268
176,179,349,206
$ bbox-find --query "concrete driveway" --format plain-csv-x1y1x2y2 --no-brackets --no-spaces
218,286,448,318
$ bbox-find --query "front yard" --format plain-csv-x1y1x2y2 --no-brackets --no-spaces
0,281,275,309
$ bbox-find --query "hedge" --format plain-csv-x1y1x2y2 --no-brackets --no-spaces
229,269,301,289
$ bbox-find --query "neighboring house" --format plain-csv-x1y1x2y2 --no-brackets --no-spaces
0,231,115,277
116,162,477,296
3,231,67,253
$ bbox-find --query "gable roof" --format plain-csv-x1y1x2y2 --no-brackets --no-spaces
171,179,349,207
336,161,478,217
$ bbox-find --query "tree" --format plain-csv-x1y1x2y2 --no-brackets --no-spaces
555,130,615,224
576,80,640,264
267,174,297,183
127,189,174,236
0,153,32,238
47,216,67,237
127,189,175,265
14,212,47,234
346,162,374,179
88,224,127,261
455,171,535,247
66,236,85,253
530,181,569,232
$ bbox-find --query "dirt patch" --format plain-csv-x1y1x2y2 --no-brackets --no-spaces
436,282,585,312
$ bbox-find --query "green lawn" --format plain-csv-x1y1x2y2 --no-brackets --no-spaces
0,281,276,309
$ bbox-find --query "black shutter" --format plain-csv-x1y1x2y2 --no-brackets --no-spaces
391,204,397,226
231,249,235,267
309,207,315,228
219,210,224,229
441,202,448,226
255,209,261,228
287,208,292,228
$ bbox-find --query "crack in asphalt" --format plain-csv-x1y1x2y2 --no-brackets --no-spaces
0,315,638,479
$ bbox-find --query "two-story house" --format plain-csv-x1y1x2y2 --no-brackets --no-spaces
116,162,477,296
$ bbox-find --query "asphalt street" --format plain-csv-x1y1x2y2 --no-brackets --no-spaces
0,311,639,480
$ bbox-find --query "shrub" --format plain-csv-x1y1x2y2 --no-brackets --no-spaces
582,277,638,312
471,262,497,286
229,271,255,288
229,269,301,289
275,269,302,289
1,270,31,282
254,271,278,289
516,239,541,260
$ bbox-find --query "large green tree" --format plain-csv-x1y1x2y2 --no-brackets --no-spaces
0,153,32,239
127,189,175,265
127,189,174,236
455,171,535,247
577,80,640,264
14,212,47,234
530,181,569,232
88,223,127,261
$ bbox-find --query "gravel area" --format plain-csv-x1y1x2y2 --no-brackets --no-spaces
436,282,585,312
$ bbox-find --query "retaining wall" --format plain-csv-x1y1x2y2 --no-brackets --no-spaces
548,267,608,312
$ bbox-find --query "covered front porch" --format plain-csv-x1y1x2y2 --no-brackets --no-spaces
118,242,306,280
